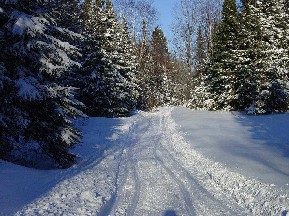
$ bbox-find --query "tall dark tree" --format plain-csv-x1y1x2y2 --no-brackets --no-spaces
195,25,206,76
254,0,289,113
231,0,261,111
136,21,155,110
237,0,289,114
206,0,239,110
45,0,81,32
79,0,139,117
0,0,83,168
0,4,16,159
150,27,171,106
117,19,140,111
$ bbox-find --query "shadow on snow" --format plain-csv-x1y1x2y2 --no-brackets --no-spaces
0,116,128,215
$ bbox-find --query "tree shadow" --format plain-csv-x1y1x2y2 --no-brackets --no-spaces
232,112,289,177
0,116,128,215
164,209,178,216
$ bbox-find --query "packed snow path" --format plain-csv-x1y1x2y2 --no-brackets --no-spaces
14,107,289,215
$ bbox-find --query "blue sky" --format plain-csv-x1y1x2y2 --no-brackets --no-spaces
153,0,178,47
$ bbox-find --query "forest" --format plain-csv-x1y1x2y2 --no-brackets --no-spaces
0,0,289,168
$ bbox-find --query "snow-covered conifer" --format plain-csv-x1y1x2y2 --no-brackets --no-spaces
45,0,81,32
0,0,83,168
254,0,289,113
80,0,139,117
206,0,239,110
150,27,171,107
195,25,206,76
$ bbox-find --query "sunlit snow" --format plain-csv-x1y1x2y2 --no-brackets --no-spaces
0,107,288,215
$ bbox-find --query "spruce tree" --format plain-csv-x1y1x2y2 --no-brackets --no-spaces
0,0,83,168
0,4,16,159
136,21,155,110
195,25,206,76
79,0,103,116
255,0,289,113
117,19,140,111
151,27,171,106
45,0,81,32
80,0,139,117
232,0,261,111
206,0,239,110
103,0,139,116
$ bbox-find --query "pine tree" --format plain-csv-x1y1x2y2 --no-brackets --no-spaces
117,19,140,111
78,0,102,116
232,0,261,111
45,0,81,32
137,22,156,110
190,24,215,110
0,0,83,168
150,27,171,106
206,0,239,110
0,4,16,159
255,0,289,113
103,0,139,116
195,25,207,76
44,0,83,94
80,0,139,117
238,0,289,114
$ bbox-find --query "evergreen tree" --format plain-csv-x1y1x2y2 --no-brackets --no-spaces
45,0,83,92
45,0,81,32
0,0,83,168
195,25,207,76
0,4,16,159
150,27,171,106
102,0,139,116
80,0,139,117
232,0,261,111
136,21,155,110
117,19,140,111
79,0,103,116
206,0,239,110
255,0,289,113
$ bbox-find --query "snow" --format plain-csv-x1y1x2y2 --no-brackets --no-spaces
11,11,47,36
0,107,288,215
61,128,77,144
37,37,80,76
15,77,43,100
172,107,289,186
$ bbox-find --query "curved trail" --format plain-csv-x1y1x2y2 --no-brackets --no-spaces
17,107,289,216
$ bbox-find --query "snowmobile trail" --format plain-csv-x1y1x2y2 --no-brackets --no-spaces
16,107,289,216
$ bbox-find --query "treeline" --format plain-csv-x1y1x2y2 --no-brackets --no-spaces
0,0,188,168
2,0,288,168
190,0,289,114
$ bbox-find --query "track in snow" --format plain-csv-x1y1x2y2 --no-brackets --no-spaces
17,107,289,216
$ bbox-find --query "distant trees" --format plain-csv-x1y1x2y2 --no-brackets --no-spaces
172,0,222,76
189,0,289,114
135,25,191,111
1,0,289,169
113,0,158,42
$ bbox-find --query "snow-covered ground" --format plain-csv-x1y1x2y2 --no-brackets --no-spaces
1,107,289,215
